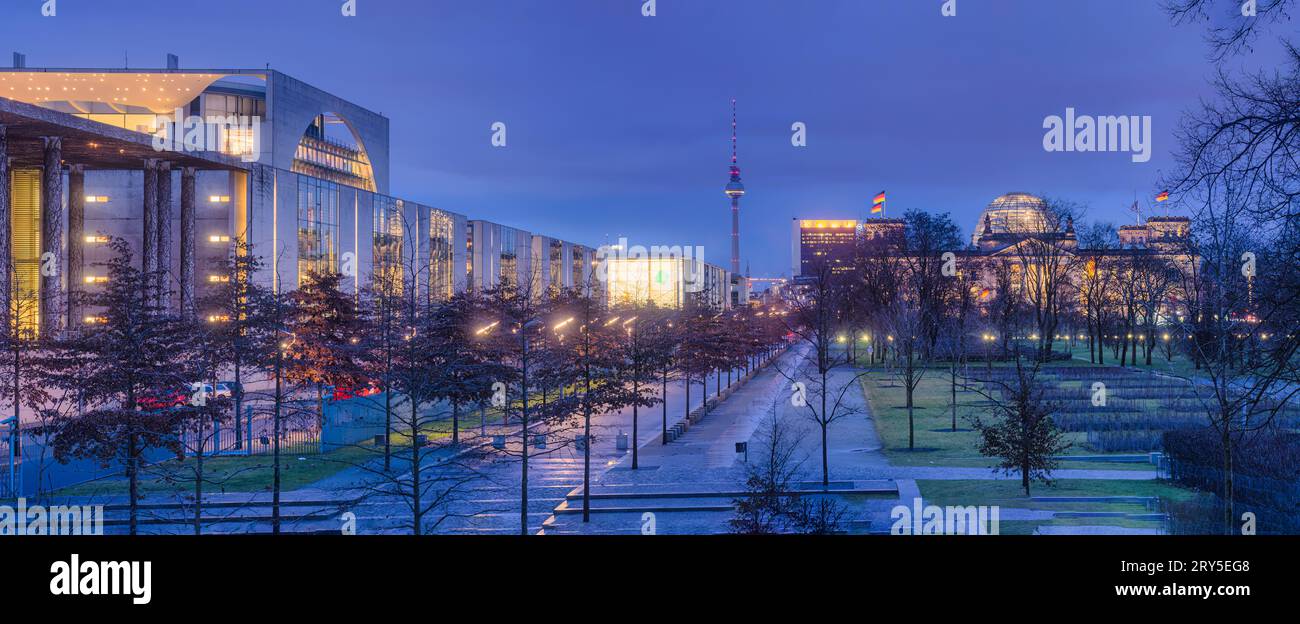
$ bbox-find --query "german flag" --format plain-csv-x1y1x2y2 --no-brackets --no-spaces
1155,190,1170,202
871,191,886,213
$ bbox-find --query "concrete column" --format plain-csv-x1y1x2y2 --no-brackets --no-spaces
40,137,63,336
67,165,84,327
142,160,158,281
180,167,196,319
0,125,10,334
156,161,172,309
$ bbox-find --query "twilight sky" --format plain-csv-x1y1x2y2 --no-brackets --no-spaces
0,0,1289,277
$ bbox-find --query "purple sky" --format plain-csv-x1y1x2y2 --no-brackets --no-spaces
1,0,1288,277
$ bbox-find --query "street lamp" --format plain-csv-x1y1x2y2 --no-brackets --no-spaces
472,319,502,435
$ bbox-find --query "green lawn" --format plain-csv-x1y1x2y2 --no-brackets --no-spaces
52,413,496,499
50,393,556,499
917,478,1198,507
996,518,1165,535
859,369,1150,469
917,478,1197,535
53,441,390,498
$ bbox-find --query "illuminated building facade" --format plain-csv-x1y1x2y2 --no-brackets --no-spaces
0,56,594,337
791,218,859,277
602,255,731,311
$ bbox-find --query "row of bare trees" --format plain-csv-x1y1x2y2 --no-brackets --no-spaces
0,231,793,535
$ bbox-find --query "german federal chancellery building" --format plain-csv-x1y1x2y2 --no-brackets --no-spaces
0,58,738,339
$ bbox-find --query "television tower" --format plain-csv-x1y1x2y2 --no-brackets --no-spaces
724,98,745,275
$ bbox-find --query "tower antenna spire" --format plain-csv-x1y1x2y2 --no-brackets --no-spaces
724,98,746,276
731,98,738,166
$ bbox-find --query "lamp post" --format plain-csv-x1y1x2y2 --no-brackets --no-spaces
517,317,542,535
552,317,574,402
474,320,500,436
623,316,641,469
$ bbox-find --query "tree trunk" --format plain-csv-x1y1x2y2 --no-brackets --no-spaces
632,377,639,469
519,338,530,536
412,399,422,535
951,368,958,432
1022,417,1031,496
661,368,668,445
272,355,282,534
234,361,243,449
194,419,204,536
1222,424,1234,536
127,431,139,536
821,367,830,486
451,401,460,446
906,378,915,451
582,364,592,522
383,386,392,471
684,372,690,421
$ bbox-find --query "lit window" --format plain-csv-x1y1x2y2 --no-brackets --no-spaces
209,195,231,203
206,314,231,323
208,275,230,283
84,276,109,284
83,316,109,324
85,196,110,203
84,235,110,243
209,235,231,243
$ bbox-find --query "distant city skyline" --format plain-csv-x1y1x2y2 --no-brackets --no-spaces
1,0,1288,278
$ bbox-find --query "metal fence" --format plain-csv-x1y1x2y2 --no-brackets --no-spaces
0,433,16,499
179,405,321,457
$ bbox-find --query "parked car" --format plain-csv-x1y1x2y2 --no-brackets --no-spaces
137,390,187,411
212,382,235,399
330,383,381,401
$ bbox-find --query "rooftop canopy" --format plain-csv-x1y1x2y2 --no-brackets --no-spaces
0,69,265,114
0,94,247,171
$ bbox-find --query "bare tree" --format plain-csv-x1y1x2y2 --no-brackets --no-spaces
780,261,864,485
1164,0,1296,59
1006,199,1080,361
1164,46,1300,532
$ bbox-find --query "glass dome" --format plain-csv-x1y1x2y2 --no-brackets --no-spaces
972,192,1049,245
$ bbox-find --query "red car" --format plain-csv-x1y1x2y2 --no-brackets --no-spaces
138,391,187,411
331,384,381,401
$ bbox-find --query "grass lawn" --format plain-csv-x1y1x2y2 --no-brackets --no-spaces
917,478,1198,507
54,442,382,498
859,368,1150,469
52,408,503,499
996,518,1165,535
917,478,1197,534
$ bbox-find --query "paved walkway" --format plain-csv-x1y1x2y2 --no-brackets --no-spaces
541,345,1167,534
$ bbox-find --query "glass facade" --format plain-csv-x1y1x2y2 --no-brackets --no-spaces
549,241,563,292
972,193,1050,245
297,177,340,285
372,196,405,294
572,245,590,288
605,257,684,308
292,115,376,191
10,169,41,337
499,226,521,288
428,209,456,302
